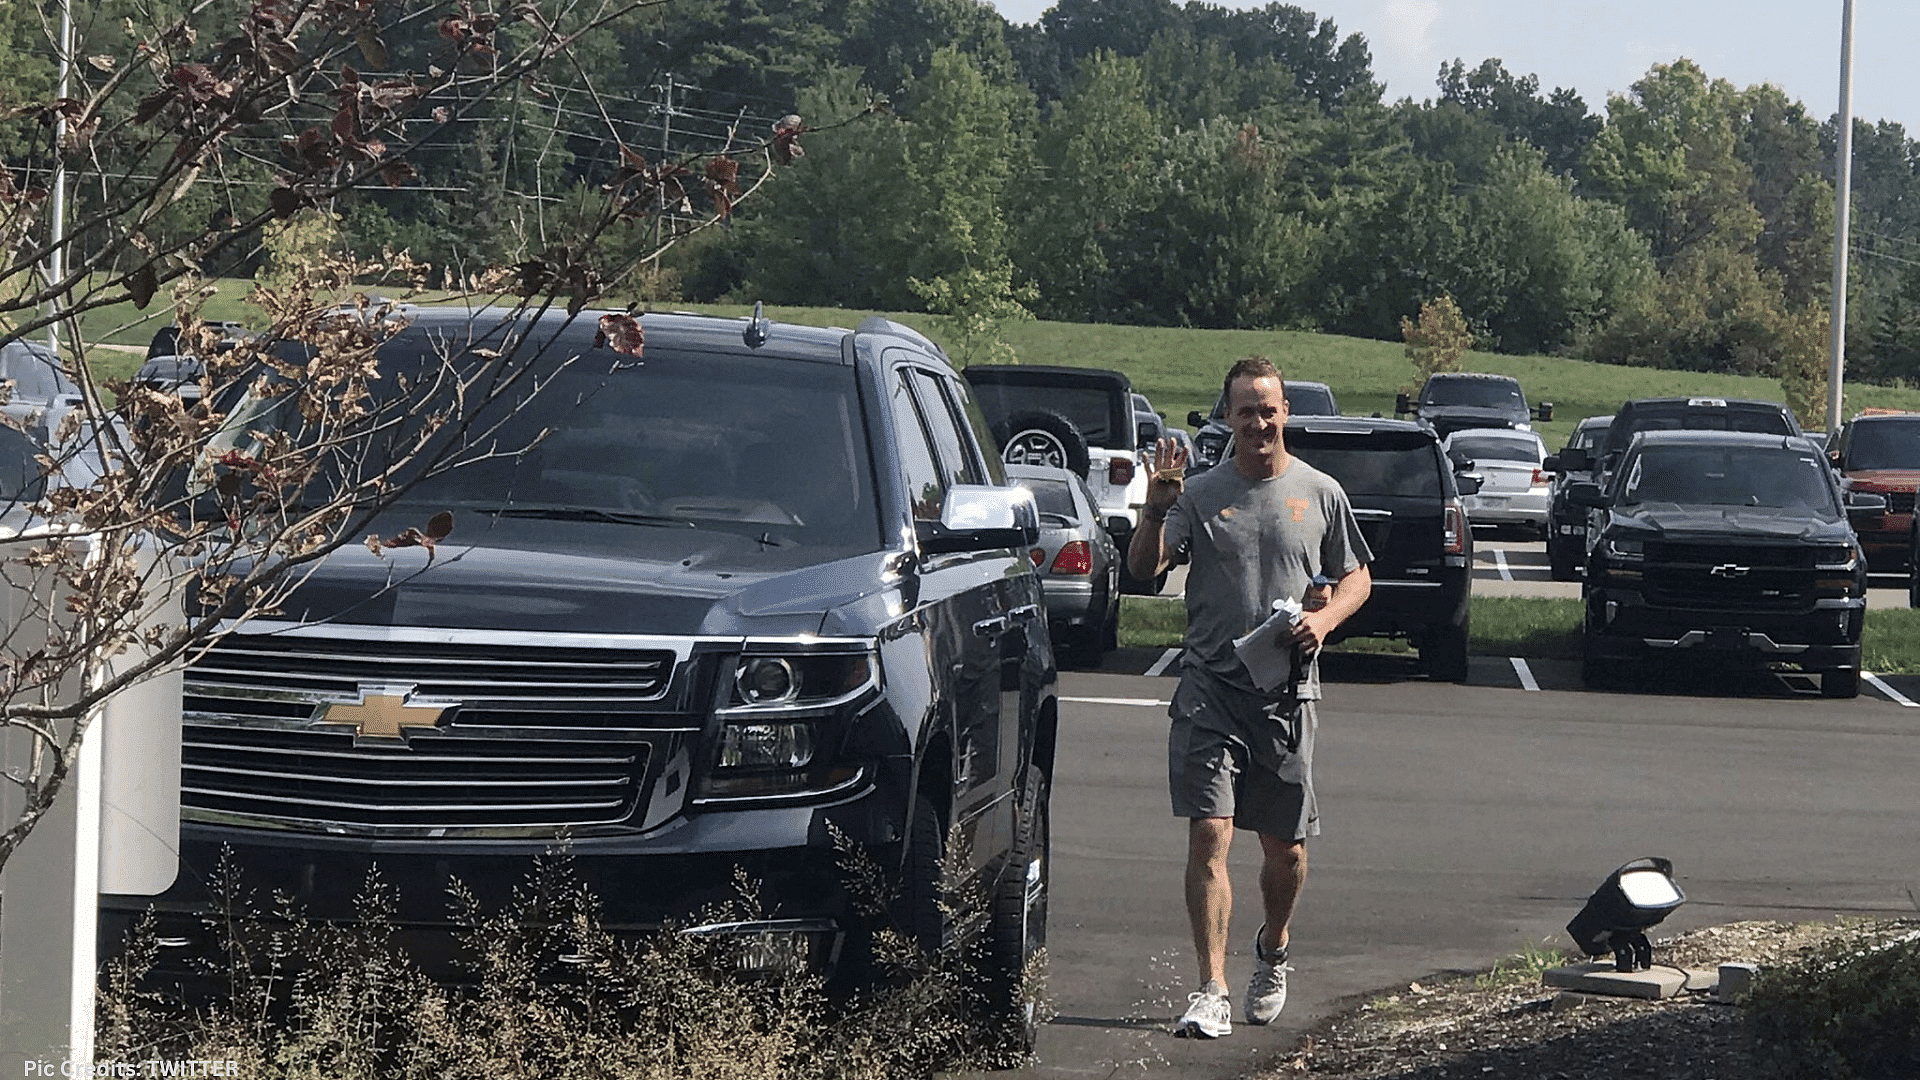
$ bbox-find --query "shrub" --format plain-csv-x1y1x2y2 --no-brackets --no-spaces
1745,920,1920,1079
97,838,1045,1079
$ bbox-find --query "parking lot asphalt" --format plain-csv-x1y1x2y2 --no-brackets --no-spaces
975,641,1920,1080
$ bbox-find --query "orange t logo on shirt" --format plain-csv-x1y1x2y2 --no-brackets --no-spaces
1285,497,1308,523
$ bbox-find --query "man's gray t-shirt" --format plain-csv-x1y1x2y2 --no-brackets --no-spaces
1163,456,1372,699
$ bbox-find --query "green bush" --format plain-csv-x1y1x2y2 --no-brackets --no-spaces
1745,920,1920,1079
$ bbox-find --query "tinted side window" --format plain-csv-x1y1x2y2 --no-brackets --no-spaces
947,376,1007,485
890,371,946,521
908,368,983,488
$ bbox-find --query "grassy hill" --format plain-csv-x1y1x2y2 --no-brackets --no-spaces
64,285,1920,443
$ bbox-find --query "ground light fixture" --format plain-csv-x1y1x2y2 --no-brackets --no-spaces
1565,857,1687,972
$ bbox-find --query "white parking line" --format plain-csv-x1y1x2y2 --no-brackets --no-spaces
1062,696,1172,707
1492,548,1514,582
1863,672,1918,707
1144,647,1181,677
1510,657,1540,692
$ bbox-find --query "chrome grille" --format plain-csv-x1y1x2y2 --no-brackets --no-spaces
189,634,675,705
183,726,646,829
181,630,692,833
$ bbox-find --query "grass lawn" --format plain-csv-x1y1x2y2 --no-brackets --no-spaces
1122,594,1920,675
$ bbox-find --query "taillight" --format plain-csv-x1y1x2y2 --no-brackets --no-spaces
1029,547,1046,568
1531,468,1549,486
1050,540,1093,575
1442,500,1468,554
1109,457,1135,487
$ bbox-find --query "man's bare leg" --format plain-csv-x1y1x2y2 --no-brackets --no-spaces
1256,835,1307,954
1186,816,1236,986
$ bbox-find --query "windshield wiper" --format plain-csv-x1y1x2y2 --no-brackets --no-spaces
490,505,697,528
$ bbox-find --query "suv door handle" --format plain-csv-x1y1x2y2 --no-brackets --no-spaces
973,615,1010,637
1008,603,1041,623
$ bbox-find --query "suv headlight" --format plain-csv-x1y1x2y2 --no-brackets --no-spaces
695,644,879,802
1812,546,1858,571
1603,537,1644,562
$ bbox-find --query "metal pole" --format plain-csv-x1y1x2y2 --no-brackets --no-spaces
1827,0,1856,433
46,0,72,354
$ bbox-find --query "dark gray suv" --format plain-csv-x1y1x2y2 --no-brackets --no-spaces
102,308,1059,1047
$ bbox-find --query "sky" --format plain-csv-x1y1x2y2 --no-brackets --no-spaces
985,0,1920,136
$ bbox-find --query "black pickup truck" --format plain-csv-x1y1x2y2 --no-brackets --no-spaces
102,308,1058,1047
1570,430,1881,697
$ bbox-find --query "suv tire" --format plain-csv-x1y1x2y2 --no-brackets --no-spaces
995,410,1091,479
984,770,1050,1056
1547,537,1579,581
898,793,948,956
1420,615,1470,682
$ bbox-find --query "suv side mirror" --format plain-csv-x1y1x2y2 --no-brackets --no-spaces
1557,446,1590,472
920,485,1040,554
1137,420,1160,445
1845,490,1888,526
1535,402,1554,422
1188,410,1207,427
1395,392,1414,416
1455,473,1482,496
1566,482,1608,509
1542,453,1562,473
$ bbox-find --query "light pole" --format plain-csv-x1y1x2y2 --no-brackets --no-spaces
1827,0,1855,433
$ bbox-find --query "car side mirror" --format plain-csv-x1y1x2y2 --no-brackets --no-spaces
1535,402,1554,422
1395,392,1414,415
1187,410,1206,427
1105,515,1131,535
1542,453,1563,473
1567,482,1608,509
1844,490,1887,526
1455,473,1482,496
1137,420,1160,445
1557,446,1591,472
919,484,1040,554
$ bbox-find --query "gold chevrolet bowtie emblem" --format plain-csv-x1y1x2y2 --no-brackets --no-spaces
319,689,449,740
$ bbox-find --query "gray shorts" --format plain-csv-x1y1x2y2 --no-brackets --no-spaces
1167,668,1319,840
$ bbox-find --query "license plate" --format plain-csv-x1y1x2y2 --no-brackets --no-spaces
1706,628,1748,651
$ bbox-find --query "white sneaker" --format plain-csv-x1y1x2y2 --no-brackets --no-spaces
1244,925,1291,1025
1174,981,1232,1038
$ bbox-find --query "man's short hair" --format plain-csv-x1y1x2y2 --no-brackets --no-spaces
1222,355,1284,402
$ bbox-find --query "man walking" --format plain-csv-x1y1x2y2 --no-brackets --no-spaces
1127,356,1373,1038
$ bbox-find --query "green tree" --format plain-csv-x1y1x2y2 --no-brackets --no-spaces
1402,294,1472,381
742,50,1028,314
1435,58,1598,178
1011,51,1160,322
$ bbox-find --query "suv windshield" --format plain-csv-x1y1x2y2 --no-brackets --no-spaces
1447,433,1539,463
1842,417,1920,470
205,328,884,551
1621,445,1835,510
0,342,79,402
1288,431,1443,498
1422,378,1523,410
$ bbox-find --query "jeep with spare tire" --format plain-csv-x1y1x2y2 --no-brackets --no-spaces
962,364,1161,593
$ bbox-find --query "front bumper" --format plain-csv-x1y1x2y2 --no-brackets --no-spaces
1584,591,1864,671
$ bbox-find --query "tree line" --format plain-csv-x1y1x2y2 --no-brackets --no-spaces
9,0,1920,387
